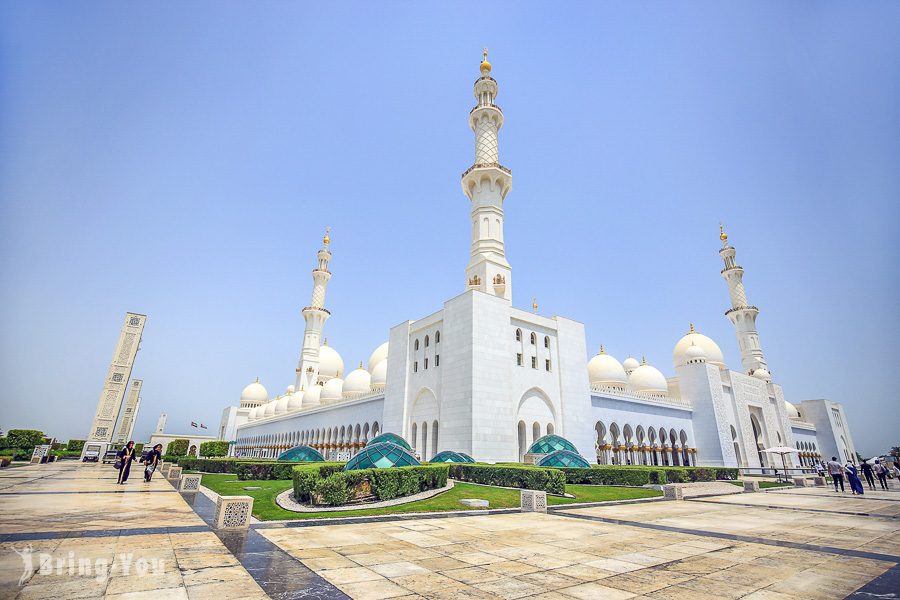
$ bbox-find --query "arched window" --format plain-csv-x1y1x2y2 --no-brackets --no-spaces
425,335,430,348
515,329,522,342
435,331,440,343
411,422,417,451
530,332,536,345
414,339,419,351
532,421,541,443
432,420,439,456
544,336,550,349
518,421,527,461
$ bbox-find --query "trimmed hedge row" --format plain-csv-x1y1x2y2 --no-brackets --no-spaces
448,463,566,494
560,465,740,485
661,466,739,482
174,457,320,480
293,463,448,506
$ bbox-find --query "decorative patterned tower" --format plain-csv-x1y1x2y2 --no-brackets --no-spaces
114,379,142,444
294,229,333,391
155,412,167,434
718,225,770,380
462,49,513,302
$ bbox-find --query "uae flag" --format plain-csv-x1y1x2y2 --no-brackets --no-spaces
191,422,198,428
200,424,207,429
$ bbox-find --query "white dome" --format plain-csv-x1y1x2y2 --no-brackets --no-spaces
240,380,269,406
321,377,344,403
784,399,800,418
370,359,387,389
263,400,277,417
685,343,707,363
318,344,344,381
302,384,323,407
587,350,627,386
367,342,389,372
287,390,304,411
286,385,295,395
343,365,371,396
628,361,669,394
753,368,772,382
623,357,640,375
275,395,290,414
673,326,725,368
248,405,260,421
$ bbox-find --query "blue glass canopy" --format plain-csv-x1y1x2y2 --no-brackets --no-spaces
528,434,578,455
456,452,476,463
429,450,469,464
368,432,412,451
277,445,325,462
344,442,420,471
538,449,591,469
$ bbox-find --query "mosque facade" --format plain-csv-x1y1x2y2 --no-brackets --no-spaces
221,54,856,471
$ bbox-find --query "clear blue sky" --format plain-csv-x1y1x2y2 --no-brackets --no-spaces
1,2,898,455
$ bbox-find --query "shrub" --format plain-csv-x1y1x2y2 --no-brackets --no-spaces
51,450,82,459
0,456,13,467
161,454,182,464
66,440,86,452
293,463,349,502
314,473,353,505
167,439,190,456
199,441,229,457
561,466,667,486
7,430,45,450
448,464,565,494
309,465,449,506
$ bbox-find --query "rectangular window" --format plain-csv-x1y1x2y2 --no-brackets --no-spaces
424,358,429,370
435,355,440,367
545,359,551,371
516,353,523,366
531,356,537,369
413,361,418,373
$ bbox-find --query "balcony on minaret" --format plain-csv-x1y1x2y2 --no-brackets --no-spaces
468,275,482,288
492,273,506,296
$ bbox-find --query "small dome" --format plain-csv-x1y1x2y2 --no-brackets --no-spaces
321,377,344,403
623,357,640,375
673,325,725,369
429,450,470,464
277,445,325,462
367,342,389,372
240,379,269,406
287,390,304,411
784,399,800,418
528,434,577,455
370,359,387,389
368,432,412,451
263,400,277,417
588,348,627,386
753,368,772,382
343,364,371,396
286,384,295,394
275,395,290,414
344,441,420,471
302,383,323,407
685,343,707,364
538,449,591,469
318,344,344,381
629,360,668,394
248,405,260,421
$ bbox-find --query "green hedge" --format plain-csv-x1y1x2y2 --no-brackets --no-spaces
167,439,190,456
177,457,332,480
199,441,229,457
660,466,739,482
448,463,565,494
293,464,448,506
559,465,739,485
66,439,86,452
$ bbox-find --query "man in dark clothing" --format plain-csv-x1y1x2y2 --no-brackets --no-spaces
874,460,889,490
827,457,845,492
861,461,876,491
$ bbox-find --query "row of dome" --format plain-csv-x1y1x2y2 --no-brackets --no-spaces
241,342,389,421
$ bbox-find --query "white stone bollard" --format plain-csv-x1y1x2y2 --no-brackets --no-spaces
167,466,183,485
160,463,171,476
520,489,548,513
214,495,253,529
742,481,760,493
663,485,683,500
179,474,202,493
813,476,826,487
793,477,809,488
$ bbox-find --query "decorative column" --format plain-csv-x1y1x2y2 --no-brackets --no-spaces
114,379,142,444
295,229,333,391
719,225,771,380
462,49,513,302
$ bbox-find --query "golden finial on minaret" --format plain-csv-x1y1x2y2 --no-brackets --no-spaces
532,297,538,313
480,47,491,74
719,223,728,243
323,226,331,247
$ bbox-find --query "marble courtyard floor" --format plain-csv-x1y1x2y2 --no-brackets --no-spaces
0,463,897,599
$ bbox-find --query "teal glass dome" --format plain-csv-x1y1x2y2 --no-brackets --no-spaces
429,450,469,463
538,449,591,469
344,442,420,471
528,434,578,455
368,432,412,451
457,452,476,463
277,445,325,462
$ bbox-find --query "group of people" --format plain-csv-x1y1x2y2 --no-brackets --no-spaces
820,457,897,495
114,441,163,484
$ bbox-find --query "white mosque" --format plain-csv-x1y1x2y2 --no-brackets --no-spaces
220,53,856,471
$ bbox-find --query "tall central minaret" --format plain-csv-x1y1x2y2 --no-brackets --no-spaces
294,229,333,391
462,49,513,302
718,225,771,381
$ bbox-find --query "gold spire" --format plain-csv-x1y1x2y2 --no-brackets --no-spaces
323,226,331,247
689,322,695,334
359,361,363,369
599,344,605,355
719,223,728,243
323,338,327,346
255,377,259,383
532,297,538,313
641,356,647,365
480,47,491,74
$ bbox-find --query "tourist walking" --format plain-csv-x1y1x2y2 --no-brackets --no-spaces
845,462,864,495
142,443,163,482
861,460,876,491
115,441,137,485
873,460,889,490
827,457,845,492
815,461,826,478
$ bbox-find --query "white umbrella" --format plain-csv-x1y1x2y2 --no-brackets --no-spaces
762,446,799,482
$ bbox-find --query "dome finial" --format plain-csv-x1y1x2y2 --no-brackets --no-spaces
641,355,647,365
480,47,491,74
599,344,605,355
719,222,728,243
689,322,695,334
532,297,538,313
323,337,327,346
323,226,331,247
359,361,363,369
255,376,259,383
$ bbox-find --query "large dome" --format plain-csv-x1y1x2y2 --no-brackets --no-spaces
370,359,387,389
344,441,419,471
318,344,344,381
673,325,725,368
367,342,389,372
538,449,591,469
588,349,627,386
368,432,412,451
240,379,269,406
784,400,801,419
287,390,304,411
302,383,323,407
321,377,344,403
628,361,669,394
277,445,325,462
343,364,371,396
528,434,577,455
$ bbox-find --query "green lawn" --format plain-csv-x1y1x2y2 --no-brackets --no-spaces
195,474,661,521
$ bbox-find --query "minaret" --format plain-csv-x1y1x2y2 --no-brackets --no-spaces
718,225,770,379
295,229,333,391
462,49,513,302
